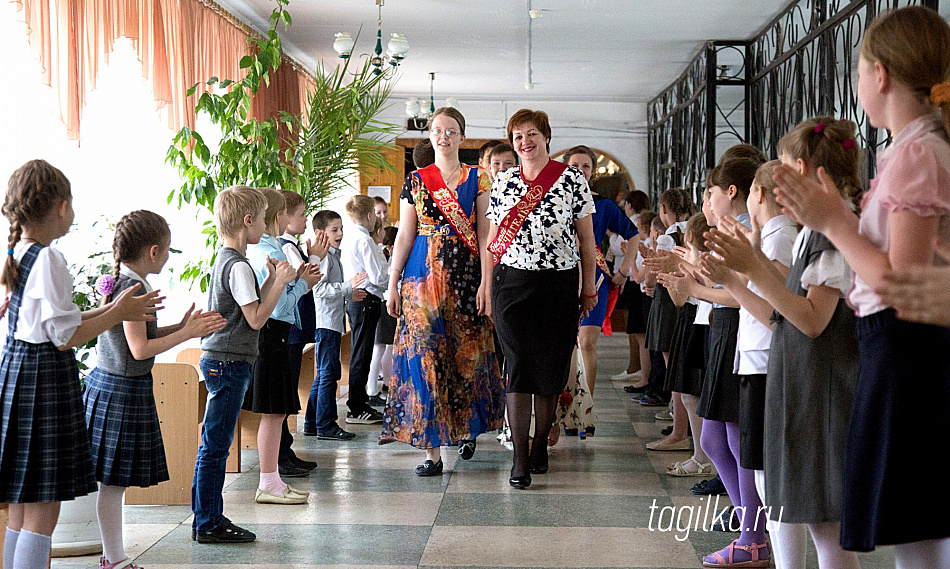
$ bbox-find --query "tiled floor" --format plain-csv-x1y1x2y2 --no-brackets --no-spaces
52,335,896,568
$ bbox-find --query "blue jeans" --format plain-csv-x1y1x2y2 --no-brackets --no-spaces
192,359,252,533
305,329,342,432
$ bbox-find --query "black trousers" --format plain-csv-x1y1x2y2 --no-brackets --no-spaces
346,293,381,412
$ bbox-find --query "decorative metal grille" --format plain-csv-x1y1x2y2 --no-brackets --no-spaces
647,0,938,202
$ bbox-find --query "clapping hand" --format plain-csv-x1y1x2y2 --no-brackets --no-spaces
773,165,849,234
699,252,743,288
877,240,950,326
704,227,760,275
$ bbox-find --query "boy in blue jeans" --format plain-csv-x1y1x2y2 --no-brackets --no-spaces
193,186,296,543
304,210,366,439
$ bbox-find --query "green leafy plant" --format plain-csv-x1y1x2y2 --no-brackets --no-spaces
69,219,115,381
165,0,294,291
166,0,400,290
291,51,401,211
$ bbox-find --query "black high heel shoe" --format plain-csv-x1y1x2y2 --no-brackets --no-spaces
529,461,549,475
509,473,532,489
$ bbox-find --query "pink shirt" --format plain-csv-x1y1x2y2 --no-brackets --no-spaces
849,113,950,317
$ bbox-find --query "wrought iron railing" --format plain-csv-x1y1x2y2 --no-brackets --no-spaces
647,0,939,202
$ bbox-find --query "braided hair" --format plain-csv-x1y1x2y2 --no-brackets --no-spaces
1,160,72,292
109,210,170,301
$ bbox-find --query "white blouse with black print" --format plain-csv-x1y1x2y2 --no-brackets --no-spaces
487,164,595,271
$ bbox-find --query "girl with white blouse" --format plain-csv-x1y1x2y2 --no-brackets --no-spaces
0,160,160,569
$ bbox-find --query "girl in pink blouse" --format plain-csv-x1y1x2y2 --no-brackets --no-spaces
774,6,950,566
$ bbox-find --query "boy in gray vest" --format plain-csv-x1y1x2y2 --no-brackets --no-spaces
304,210,367,439
192,186,296,544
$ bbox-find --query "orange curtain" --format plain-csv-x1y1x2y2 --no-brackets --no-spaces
12,0,312,140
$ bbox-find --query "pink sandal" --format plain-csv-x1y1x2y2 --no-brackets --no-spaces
702,539,770,568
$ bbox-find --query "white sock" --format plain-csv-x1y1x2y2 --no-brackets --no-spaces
12,529,51,569
754,470,807,569
97,483,127,565
259,470,287,495
4,528,18,569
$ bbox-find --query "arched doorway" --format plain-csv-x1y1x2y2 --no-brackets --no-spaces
551,147,635,198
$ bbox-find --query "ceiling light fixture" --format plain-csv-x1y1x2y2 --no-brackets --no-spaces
333,0,409,76
406,73,458,131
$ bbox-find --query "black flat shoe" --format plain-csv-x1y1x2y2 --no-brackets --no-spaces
529,462,548,474
278,461,310,478
623,384,647,393
414,459,443,477
291,455,318,470
509,474,532,489
458,439,476,460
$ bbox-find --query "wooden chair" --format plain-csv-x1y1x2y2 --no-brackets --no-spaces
176,348,241,473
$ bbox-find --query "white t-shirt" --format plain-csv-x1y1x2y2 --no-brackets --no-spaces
9,244,81,346
228,261,260,307
735,215,798,375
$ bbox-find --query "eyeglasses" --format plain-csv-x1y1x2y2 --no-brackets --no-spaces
431,128,460,138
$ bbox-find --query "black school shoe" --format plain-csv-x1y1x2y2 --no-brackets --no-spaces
278,461,310,478
414,459,443,476
690,475,727,496
458,440,476,460
195,520,256,544
317,425,356,441
291,455,317,470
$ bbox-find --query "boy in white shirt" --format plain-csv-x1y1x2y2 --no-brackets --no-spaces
340,195,389,424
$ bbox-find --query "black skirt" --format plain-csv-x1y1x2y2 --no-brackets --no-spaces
645,284,679,352
841,309,950,551
625,284,647,334
0,339,97,503
375,309,397,345
243,319,300,414
492,264,579,395
738,374,766,471
666,304,707,396
84,368,169,488
697,307,740,423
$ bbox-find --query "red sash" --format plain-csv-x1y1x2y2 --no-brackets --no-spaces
595,246,611,276
416,164,479,257
489,160,569,265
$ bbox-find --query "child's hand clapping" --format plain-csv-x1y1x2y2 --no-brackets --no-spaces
699,252,743,288
299,263,323,289
704,228,760,275
274,259,296,285
112,283,165,322
309,231,330,260
182,308,227,339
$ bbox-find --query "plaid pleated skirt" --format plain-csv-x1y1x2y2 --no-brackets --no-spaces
0,338,97,503
83,367,169,488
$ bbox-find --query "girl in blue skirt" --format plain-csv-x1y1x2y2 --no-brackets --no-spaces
84,211,225,569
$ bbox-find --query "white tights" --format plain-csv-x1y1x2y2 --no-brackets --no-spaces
96,483,128,564
895,538,950,569
366,343,393,396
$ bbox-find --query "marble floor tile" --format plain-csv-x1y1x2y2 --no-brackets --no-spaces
220,491,443,526
420,526,700,567
445,470,666,496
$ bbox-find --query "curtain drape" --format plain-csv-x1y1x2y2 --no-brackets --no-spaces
13,0,313,140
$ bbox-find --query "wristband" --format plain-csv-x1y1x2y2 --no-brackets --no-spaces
582,293,598,299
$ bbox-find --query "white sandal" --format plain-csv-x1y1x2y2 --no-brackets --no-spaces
667,457,713,477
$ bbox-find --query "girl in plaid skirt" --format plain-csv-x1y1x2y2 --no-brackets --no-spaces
83,211,225,569
0,160,161,569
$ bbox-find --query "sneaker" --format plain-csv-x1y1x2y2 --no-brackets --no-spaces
196,520,256,544
367,394,387,407
639,395,668,407
654,409,674,421
317,425,356,440
691,475,728,496
345,407,384,424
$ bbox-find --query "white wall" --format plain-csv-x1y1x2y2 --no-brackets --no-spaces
377,99,649,193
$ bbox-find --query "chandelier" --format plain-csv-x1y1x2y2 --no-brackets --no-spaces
406,73,458,131
333,0,408,76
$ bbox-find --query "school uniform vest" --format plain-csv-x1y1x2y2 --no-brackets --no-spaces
96,275,158,376
201,247,261,363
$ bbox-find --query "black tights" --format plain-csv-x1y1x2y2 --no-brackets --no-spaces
507,392,558,477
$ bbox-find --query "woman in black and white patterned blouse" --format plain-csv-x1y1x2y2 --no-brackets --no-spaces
484,108,598,488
